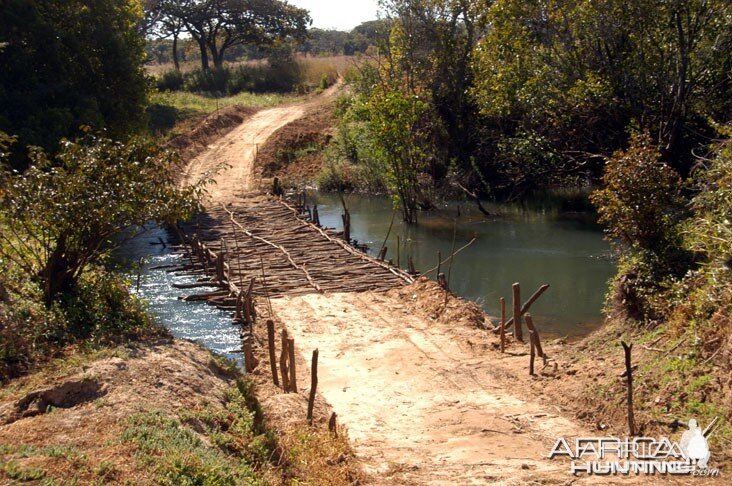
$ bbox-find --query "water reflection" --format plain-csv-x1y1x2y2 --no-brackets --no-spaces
310,192,615,337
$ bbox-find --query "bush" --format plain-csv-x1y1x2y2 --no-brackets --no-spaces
0,132,202,305
184,68,230,94
591,132,691,321
62,269,168,345
591,132,686,253
156,70,185,92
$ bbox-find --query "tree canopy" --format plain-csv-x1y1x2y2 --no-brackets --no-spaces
0,0,149,164
148,0,311,70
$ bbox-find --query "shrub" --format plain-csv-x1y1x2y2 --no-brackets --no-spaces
156,70,185,92
591,132,690,321
591,132,686,253
0,132,202,305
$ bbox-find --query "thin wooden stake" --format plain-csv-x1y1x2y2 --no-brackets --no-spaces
500,297,506,353
396,235,401,268
280,329,289,391
329,412,338,436
524,314,544,358
498,284,550,332
529,330,536,376
512,283,523,342
307,349,319,423
313,204,320,226
267,320,279,387
244,340,255,373
287,337,297,393
621,341,636,436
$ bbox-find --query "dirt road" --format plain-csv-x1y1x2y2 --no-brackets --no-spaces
181,90,645,484
182,85,339,204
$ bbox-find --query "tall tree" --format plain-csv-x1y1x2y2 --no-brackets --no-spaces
154,0,310,70
0,0,149,164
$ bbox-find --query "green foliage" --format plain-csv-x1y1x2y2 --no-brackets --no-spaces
0,0,149,163
61,269,167,345
591,132,690,320
685,138,732,263
470,0,732,191
591,132,685,253
0,133,202,304
157,70,186,92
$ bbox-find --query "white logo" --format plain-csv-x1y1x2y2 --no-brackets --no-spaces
548,417,720,476
679,419,710,469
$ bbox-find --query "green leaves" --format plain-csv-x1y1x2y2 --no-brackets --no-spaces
0,133,202,304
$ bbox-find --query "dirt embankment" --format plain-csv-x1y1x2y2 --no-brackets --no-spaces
0,341,241,483
255,101,336,186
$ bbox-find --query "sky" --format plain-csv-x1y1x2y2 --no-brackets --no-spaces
288,0,381,31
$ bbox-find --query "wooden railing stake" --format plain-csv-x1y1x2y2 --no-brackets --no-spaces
280,329,289,391
500,297,506,353
287,337,297,393
267,320,279,387
307,349,319,423
512,282,523,342
621,341,636,436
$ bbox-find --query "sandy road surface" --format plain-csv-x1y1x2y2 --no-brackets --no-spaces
270,291,650,485
181,90,661,484
182,84,339,204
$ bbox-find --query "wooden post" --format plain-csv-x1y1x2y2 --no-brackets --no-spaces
243,340,255,373
529,330,536,376
313,204,320,226
280,329,289,391
378,246,387,261
235,291,244,321
524,314,544,358
267,320,279,387
216,252,226,282
512,283,523,342
307,349,319,423
621,341,636,436
408,255,416,274
497,284,550,332
287,337,297,393
396,235,401,268
328,412,338,436
341,212,350,243
500,297,506,353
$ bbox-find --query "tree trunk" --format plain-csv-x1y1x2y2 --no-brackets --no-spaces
198,39,209,70
172,33,180,71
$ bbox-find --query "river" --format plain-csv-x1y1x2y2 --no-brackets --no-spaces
310,192,615,337
116,192,615,358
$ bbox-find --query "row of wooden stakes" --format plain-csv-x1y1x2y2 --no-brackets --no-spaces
495,282,550,375
178,224,330,427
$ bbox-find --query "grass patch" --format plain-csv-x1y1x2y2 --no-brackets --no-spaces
121,380,271,485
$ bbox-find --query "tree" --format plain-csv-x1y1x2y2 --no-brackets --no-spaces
0,133,202,305
0,0,149,164
153,0,310,70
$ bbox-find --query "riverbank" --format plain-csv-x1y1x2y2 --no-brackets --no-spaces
0,338,361,484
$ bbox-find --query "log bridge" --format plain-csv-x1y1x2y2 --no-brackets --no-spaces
169,195,414,318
